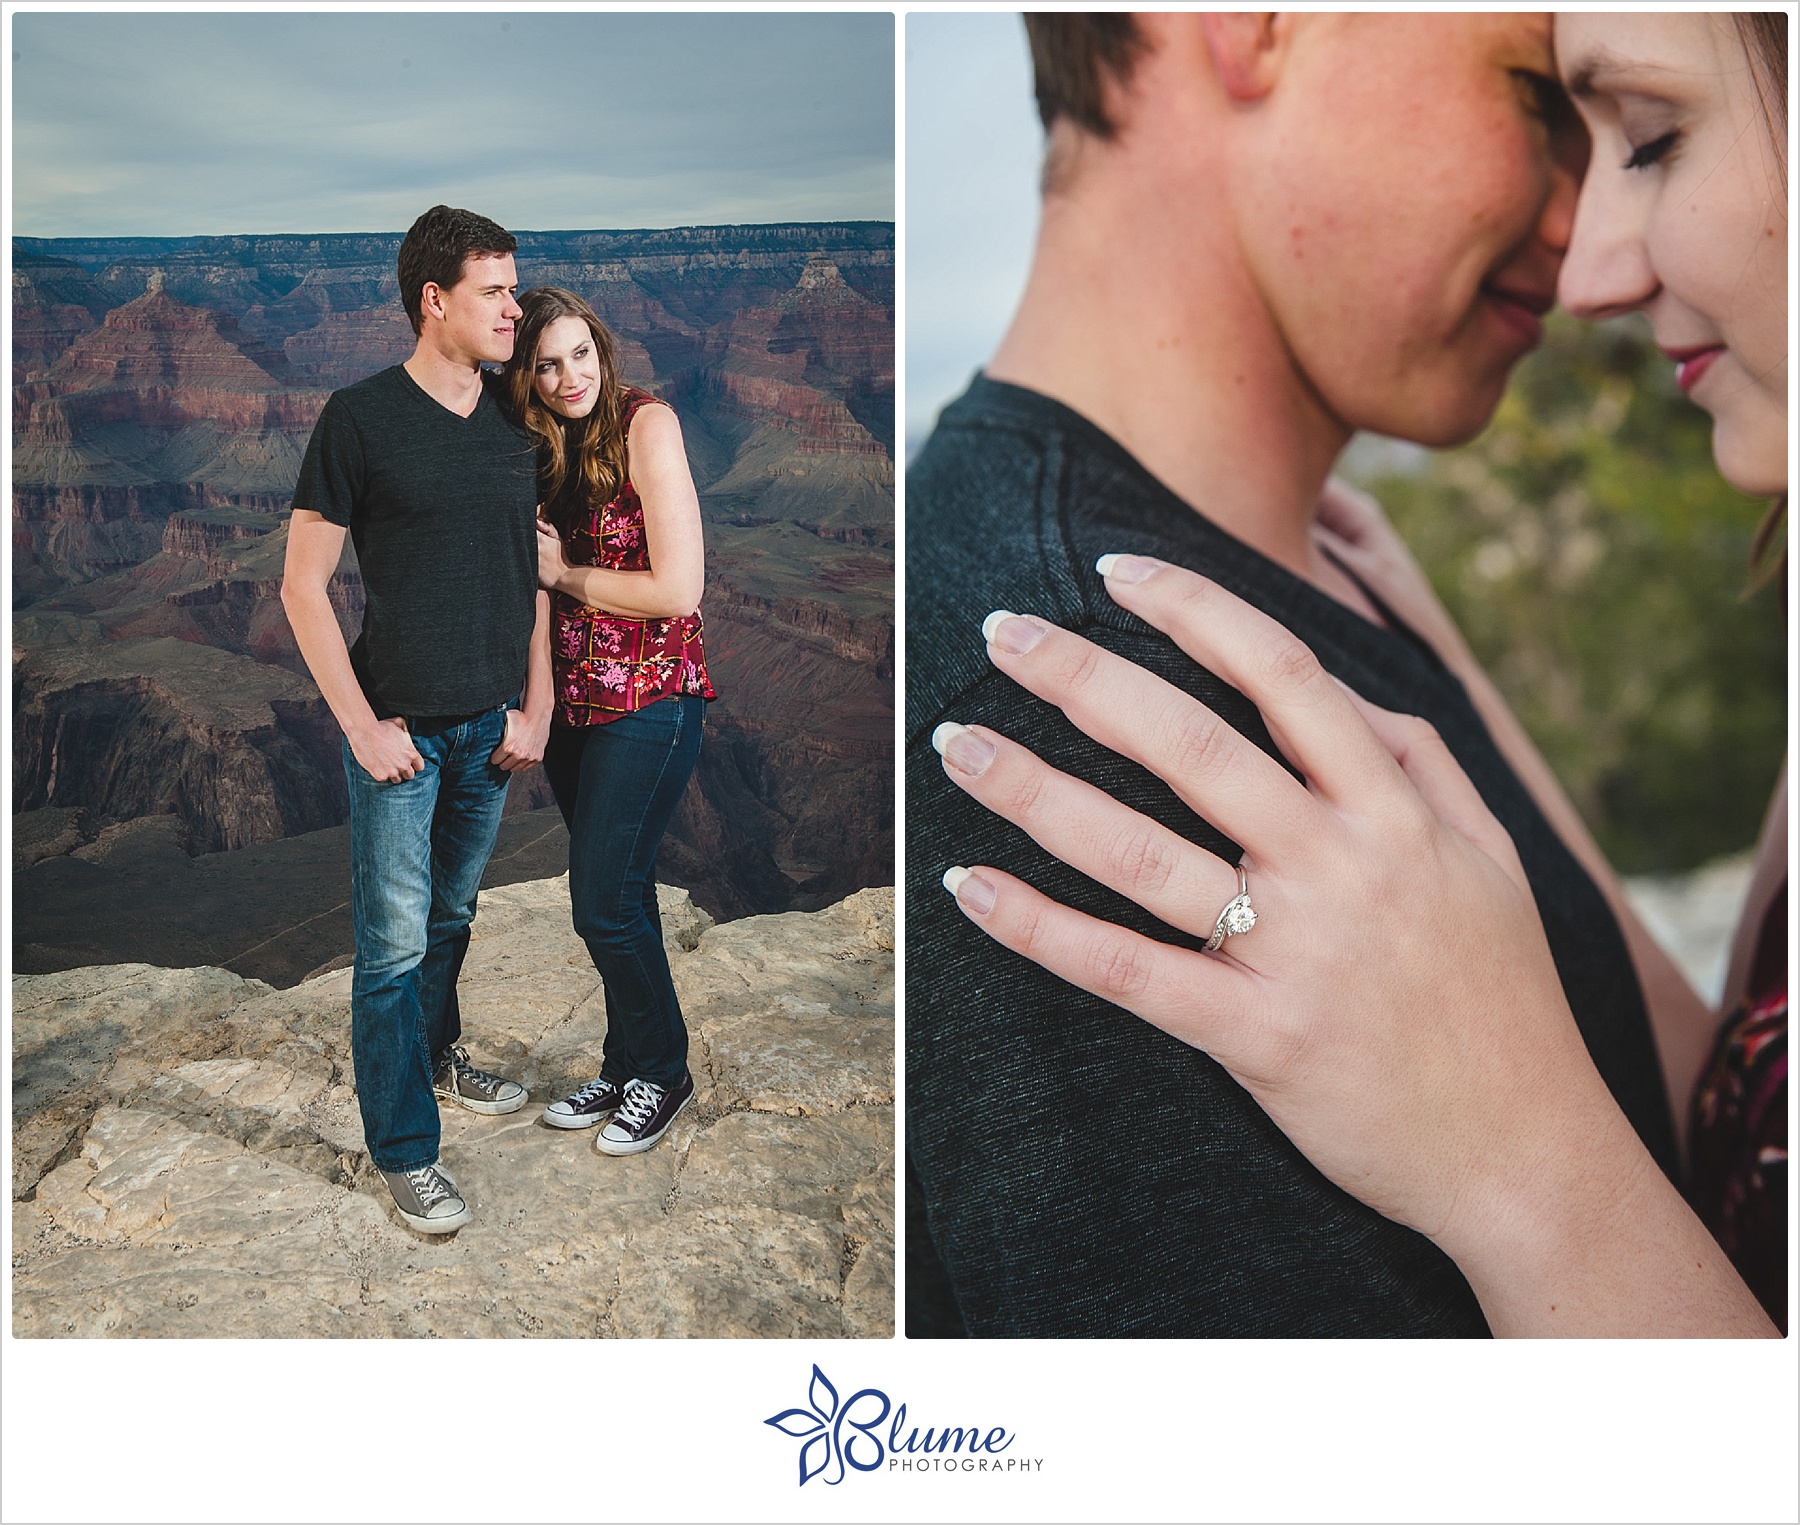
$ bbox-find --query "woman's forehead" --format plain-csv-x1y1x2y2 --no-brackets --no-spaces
535,315,591,355
1555,13,1724,95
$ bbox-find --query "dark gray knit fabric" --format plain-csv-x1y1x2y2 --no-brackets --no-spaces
293,367,538,719
905,377,1677,1339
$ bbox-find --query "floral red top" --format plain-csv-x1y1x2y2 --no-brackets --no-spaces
550,390,716,727
1689,882,1786,1332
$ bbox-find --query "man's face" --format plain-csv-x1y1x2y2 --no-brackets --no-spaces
430,252,522,365
1240,15,1584,447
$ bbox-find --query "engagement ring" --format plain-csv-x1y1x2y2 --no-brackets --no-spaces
1204,864,1257,953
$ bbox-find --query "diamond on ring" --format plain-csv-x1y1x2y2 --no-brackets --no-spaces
1205,865,1257,953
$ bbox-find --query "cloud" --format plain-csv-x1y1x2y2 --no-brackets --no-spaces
12,12,894,236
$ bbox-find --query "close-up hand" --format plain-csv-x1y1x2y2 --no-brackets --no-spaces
349,715,425,784
933,554,1640,1264
490,705,550,771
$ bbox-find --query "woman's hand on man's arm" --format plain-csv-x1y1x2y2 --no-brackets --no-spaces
933,555,1774,1337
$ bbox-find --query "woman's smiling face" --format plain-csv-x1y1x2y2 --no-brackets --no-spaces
1556,14,1787,496
533,314,605,419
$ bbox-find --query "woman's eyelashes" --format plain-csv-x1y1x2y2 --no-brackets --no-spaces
1624,129,1679,171
535,345,591,375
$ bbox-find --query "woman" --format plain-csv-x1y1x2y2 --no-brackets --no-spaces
936,14,1783,1335
504,286,715,1156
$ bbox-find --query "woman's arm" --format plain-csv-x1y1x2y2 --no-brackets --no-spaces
539,402,705,620
936,556,1775,1337
1315,479,1716,1147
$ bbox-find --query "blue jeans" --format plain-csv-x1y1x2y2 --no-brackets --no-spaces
344,703,511,1173
543,696,705,1091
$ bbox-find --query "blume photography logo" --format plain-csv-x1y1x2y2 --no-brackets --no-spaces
764,1365,1044,1486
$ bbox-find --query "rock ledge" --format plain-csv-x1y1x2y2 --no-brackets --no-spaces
12,880,893,1338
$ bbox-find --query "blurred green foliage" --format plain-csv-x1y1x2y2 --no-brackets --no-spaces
1355,313,1785,876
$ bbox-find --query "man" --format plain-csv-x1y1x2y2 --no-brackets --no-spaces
282,205,553,1234
906,15,1686,1334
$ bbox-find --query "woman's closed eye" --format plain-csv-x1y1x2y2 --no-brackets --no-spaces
1624,129,1680,170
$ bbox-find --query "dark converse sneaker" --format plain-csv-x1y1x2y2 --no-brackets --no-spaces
594,1073,694,1156
380,1162,471,1234
542,1075,627,1130
433,1046,527,1115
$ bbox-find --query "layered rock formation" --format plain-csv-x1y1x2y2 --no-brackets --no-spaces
12,881,894,1339
12,253,102,386
13,277,324,596
13,225,893,948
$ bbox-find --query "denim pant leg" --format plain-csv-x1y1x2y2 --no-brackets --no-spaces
346,737,444,1175
345,707,510,1172
415,707,512,1064
544,696,704,1090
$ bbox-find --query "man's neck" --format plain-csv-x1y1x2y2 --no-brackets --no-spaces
986,180,1361,598
403,334,486,418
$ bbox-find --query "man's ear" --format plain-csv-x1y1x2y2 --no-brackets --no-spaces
1196,14,1293,103
418,280,447,327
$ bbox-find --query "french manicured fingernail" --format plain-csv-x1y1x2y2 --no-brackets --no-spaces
1095,553,1162,585
931,722,996,778
982,610,1048,655
941,866,996,915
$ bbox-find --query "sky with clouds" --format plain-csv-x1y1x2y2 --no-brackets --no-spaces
906,11,1039,449
10,11,893,238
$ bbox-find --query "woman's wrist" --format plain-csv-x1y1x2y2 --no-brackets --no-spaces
1437,1096,1775,1337
1439,1096,1646,1330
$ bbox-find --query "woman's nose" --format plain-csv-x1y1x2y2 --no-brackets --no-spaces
1558,171,1658,321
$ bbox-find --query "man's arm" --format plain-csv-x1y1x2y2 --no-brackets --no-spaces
491,590,553,770
280,509,423,783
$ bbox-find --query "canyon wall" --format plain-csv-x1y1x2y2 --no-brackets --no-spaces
13,225,893,951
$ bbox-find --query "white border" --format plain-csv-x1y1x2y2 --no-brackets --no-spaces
6,6,1799,1525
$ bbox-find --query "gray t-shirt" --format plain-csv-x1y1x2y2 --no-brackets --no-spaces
906,377,1677,1337
292,366,537,718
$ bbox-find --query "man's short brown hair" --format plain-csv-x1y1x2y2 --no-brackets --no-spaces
397,205,518,336
1024,13,1147,138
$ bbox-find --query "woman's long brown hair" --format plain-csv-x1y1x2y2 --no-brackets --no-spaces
505,286,631,535
1735,13,1787,593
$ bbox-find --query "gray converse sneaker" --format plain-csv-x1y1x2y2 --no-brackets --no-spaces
380,1162,471,1234
594,1073,694,1156
542,1075,627,1130
433,1046,526,1115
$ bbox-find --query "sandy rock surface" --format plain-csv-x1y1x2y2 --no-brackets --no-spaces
12,880,893,1339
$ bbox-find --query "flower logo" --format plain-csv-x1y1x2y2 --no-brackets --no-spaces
764,1365,891,1486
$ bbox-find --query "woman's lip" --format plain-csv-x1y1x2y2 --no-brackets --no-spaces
1482,288,1545,349
1665,346,1725,393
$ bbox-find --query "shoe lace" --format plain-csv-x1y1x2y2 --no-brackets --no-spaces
449,1047,501,1088
406,1166,455,1213
613,1079,666,1131
567,1075,616,1105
